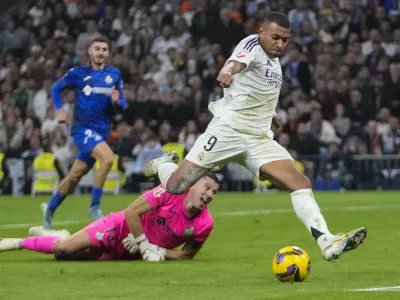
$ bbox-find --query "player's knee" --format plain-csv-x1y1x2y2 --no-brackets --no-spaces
66,174,80,186
100,155,114,170
290,174,312,191
53,241,73,260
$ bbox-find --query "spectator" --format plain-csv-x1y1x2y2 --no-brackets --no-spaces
332,104,351,138
290,122,321,156
179,120,199,154
363,120,383,154
381,117,400,154
282,45,311,94
307,109,341,146
33,78,53,122
75,20,102,56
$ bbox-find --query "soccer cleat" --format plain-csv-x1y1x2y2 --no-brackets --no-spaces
29,226,71,240
89,205,104,221
323,227,367,262
41,202,54,229
0,238,22,252
144,152,179,178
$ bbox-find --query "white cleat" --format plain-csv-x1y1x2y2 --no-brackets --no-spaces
29,226,71,240
323,227,367,262
0,238,23,252
144,152,179,178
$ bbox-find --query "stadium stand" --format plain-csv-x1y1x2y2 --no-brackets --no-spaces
0,0,399,194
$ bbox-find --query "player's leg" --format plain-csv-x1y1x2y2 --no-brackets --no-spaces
145,118,244,194
147,155,209,194
248,139,366,261
89,141,114,219
42,159,90,228
0,229,94,260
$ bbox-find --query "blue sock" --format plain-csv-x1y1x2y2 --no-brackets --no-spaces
48,192,66,211
91,186,103,208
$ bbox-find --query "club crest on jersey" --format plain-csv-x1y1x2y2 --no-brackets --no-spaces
197,152,205,161
105,75,113,84
95,232,104,241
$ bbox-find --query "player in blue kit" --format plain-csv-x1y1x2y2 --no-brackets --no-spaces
41,36,126,228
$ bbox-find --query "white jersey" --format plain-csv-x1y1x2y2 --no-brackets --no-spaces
208,34,282,138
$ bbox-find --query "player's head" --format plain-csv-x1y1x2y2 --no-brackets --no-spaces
259,12,291,58
190,172,220,210
88,36,110,67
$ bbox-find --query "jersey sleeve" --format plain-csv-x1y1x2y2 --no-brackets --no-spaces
227,37,258,71
60,67,79,87
193,217,214,243
115,69,126,109
144,185,170,208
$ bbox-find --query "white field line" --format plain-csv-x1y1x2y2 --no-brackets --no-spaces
1,203,400,229
0,220,83,229
347,286,400,292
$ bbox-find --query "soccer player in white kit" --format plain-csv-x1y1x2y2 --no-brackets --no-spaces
145,12,367,262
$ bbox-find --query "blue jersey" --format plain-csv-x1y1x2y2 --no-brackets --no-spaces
56,65,125,138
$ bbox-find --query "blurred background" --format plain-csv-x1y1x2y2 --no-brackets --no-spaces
0,0,399,196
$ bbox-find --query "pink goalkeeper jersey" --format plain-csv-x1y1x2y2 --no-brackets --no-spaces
141,185,214,249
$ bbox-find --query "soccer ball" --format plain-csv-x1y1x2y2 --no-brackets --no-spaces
272,246,311,282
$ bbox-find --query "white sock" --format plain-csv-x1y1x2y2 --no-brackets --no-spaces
290,189,335,251
158,162,178,188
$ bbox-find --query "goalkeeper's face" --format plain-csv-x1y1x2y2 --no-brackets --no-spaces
191,176,219,210
89,42,109,66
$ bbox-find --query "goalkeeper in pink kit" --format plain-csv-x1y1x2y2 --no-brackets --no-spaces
0,172,219,261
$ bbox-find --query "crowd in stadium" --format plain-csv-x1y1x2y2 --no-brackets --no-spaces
0,0,399,193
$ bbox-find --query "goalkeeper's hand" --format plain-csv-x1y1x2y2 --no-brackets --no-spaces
122,234,140,254
134,233,166,262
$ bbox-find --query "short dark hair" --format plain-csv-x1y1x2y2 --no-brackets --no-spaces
90,36,110,47
204,171,220,184
264,12,291,29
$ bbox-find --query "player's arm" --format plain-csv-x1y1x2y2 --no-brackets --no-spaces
112,71,126,109
217,60,246,88
164,240,204,260
124,194,167,261
51,68,77,123
217,38,257,88
124,194,151,238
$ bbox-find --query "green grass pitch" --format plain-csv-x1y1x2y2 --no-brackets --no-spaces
0,191,399,300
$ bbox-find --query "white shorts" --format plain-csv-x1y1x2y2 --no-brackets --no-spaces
185,117,293,177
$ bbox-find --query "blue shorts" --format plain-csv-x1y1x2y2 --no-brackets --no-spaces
73,128,106,169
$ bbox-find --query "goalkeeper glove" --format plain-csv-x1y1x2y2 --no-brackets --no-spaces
134,233,166,262
122,234,140,254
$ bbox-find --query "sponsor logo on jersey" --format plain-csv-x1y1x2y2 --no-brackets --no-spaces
266,60,273,67
83,76,91,81
265,68,282,89
82,85,113,96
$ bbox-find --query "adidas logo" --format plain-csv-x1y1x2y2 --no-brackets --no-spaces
266,60,273,67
